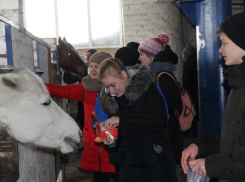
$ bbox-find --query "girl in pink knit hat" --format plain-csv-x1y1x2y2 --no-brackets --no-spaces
139,33,184,165
138,33,169,64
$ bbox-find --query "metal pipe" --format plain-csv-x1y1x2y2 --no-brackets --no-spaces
231,0,245,11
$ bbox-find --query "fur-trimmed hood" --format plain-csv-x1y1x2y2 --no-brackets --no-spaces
101,64,156,114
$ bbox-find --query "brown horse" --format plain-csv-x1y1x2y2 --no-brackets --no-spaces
58,37,88,77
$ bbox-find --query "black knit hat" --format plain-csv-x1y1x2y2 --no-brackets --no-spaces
115,46,138,67
153,44,178,65
86,49,97,55
127,42,140,54
127,42,140,63
220,12,245,50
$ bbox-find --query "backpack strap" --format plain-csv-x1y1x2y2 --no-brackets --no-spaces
157,72,182,119
157,72,177,85
157,72,185,95
154,83,169,124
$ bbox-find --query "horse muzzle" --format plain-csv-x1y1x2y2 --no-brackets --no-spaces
64,135,84,153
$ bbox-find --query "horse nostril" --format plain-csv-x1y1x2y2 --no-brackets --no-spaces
65,137,72,143
79,130,83,139
78,139,84,148
65,136,83,150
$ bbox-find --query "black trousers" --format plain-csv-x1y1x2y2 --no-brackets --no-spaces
93,171,119,182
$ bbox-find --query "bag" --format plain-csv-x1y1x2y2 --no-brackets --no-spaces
157,72,196,131
187,166,210,182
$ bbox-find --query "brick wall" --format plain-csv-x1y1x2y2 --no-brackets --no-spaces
122,0,186,80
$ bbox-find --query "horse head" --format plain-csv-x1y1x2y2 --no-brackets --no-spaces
0,69,83,154
58,37,88,77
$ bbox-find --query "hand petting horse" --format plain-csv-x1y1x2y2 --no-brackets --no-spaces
0,69,83,154
58,37,88,77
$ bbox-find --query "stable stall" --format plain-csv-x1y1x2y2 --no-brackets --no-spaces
0,14,62,182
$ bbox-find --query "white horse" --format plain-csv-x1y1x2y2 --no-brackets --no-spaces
0,69,82,154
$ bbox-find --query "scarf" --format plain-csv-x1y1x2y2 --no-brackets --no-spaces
82,74,101,92
149,61,175,75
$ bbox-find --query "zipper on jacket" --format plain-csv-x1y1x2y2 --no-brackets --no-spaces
98,143,101,172
96,91,100,101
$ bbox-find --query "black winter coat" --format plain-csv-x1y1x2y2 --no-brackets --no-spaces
185,59,245,182
182,55,199,137
103,64,177,182
158,73,184,164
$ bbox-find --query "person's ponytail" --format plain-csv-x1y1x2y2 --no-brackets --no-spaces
101,93,110,113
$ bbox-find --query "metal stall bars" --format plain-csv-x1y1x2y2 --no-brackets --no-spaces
0,13,60,182
0,14,20,182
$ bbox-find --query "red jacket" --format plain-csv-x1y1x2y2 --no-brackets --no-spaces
46,83,116,173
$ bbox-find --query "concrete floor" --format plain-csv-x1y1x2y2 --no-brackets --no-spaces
64,148,187,182
64,148,94,182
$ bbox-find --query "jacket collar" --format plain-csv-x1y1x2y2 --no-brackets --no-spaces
223,56,245,89
101,64,156,114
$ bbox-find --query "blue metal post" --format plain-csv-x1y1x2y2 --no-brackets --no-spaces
36,41,41,69
179,0,232,136
5,25,13,66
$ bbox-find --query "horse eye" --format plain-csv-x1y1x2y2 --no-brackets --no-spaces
43,100,51,106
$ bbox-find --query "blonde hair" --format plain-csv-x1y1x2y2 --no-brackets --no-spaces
215,28,223,35
99,58,127,80
99,58,128,113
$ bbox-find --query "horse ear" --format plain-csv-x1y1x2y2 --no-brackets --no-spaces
2,76,19,89
58,36,63,45
58,36,66,48
63,36,67,42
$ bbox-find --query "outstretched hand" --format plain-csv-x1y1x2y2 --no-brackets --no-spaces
104,116,119,129
181,143,199,174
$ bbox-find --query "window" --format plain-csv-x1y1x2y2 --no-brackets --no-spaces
24,0,122,48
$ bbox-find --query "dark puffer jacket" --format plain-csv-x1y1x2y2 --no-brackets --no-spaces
150,50,184,164
158,73,184,164
103,64,177,182
185,59,245,182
